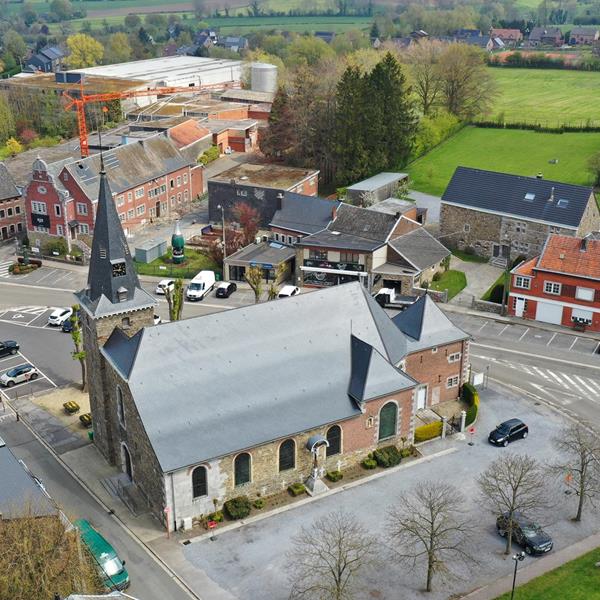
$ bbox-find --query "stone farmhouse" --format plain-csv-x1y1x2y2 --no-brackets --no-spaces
78,167,469,530
440,167,599,264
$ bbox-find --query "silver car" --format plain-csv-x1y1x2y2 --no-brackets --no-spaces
0,363,40,387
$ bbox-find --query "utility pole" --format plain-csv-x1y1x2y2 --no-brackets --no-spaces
500,238,512,316
217,204,226,260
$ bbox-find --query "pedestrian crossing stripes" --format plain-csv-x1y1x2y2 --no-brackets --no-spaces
0,260,13,278
6,306,49,315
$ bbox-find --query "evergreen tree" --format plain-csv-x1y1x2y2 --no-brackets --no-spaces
261,86,295,160
370,21,380,39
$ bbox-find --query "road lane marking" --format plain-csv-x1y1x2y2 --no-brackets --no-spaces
569,337,578,350
559,373,589,396
547,333,557,346
499,325,509,336
519,328,529,341
594,342,600,355
477,321,488,332
572,375,600,397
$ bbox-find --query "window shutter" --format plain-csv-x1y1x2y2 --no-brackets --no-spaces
561,284,575,297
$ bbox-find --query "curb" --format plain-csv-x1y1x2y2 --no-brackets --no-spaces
183,446,458,545
1,398,201,600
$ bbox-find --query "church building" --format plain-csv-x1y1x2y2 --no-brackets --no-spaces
78,165,469,531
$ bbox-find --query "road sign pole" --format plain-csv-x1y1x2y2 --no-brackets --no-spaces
468,426,475,446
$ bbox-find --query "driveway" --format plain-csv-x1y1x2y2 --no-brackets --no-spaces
180,384,597,599
450,256,503,307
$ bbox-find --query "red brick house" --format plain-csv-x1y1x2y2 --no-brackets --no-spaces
0,163,24,241
490,28,523,45
23,135,203,246
509,233,600,331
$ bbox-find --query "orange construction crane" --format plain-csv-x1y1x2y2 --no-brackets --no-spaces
62,82,237,157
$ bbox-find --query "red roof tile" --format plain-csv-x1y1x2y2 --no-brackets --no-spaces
536,234,600,279
514,257,536,276
168,119,211,149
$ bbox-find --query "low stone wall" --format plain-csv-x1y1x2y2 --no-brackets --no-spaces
471,297,503,314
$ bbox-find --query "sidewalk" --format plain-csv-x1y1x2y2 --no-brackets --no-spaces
462,530,600,599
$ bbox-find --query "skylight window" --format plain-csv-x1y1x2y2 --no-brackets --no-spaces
557,199,569,208
524,193,535,201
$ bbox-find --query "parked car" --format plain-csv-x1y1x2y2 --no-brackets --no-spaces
488,418,528,447
0,340,19,358
61,309,80,333
0,364,39,387
278,285,300,298
74,519,130,591
216,281,237,298
48,307,73,326
186,271,216,301
496,512,553,555
155,279,175,295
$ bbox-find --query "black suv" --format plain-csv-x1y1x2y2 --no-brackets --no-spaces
496,512,553,555
488,418,528,447
0,340,19,358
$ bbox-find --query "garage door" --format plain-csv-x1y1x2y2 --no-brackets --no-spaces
535,301,563,325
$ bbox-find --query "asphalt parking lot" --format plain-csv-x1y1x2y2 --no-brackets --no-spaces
180,385,599,600
0,264,82,289
0,306,68,330
0,351,57,401
449,312,600,356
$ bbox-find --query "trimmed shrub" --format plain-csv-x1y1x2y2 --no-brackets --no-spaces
462,382,480,426
362,457,377,469
414,421,443,443
432,271,442,282
288,483,306,497
63,401,80,414
198,145,220,165
43,238,68,256
373,445,402,468
253,498,265,510
400,447,412,459
489,283,505,304
207,510,224,523
224,496,251,520
326,470,343,482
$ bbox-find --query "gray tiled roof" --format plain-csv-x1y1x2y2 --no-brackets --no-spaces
101,282,414,472
346,172,407,192
0,163,20,201
388,228,450,271
441,167,593,228
392,295,469,352
270,192,338,235
226,240,296,266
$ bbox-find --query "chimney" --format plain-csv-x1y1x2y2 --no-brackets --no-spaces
581,235,588,252
536,173,543,179
395,211,402,219
549,186,555,202
276,191,283,210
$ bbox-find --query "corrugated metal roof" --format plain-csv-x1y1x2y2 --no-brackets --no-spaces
347,172,408,192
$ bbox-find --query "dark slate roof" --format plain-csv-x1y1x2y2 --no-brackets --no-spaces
0,441,56,519
40,46,64,60
101,282,414,472
64,135,190,201
441,167,594,228
225,240,296,266
388,228,450,272
296,229,385,252
392,295,469,353
529,27,562,40
0,163,20,201
76,169,156,318
269,192,338,235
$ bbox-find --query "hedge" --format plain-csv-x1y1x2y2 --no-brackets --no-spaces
414,421,443,443
462,382,480,427
373,445,402,468
288,483,306,497
224,496,251,520
326,470,343,482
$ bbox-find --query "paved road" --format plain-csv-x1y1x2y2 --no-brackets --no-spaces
0,416,193,600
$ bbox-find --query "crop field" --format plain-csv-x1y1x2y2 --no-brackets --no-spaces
487,68,600,127
408,126,600,196
205,15,372,33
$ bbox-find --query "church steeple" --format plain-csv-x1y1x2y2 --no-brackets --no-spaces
76,165,155,319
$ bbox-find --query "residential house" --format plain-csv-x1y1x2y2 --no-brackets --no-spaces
296,203,449,293
528,27,563,46
346,172,408,206
224,240,296,283
23,135,203,247
218,36,248,52
208,162,319,226
453,29,482,38
315,31,336,44
440,166,599,262
0,163,24,241
569,27,599,45
460,36,500,51
490,28,523,45
77,172,469,528
509,234,600,331
24,46,65,73
269,192,339,243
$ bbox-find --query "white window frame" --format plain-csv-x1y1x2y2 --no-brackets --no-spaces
127,209,134,219
176,176,181,187
57,224,63,236
544,281,562,295
116,195,125,207
183,173,188,185
431,347,438,354
463,223,470,233
446,375,459,388
127,191,133,202
76,202,88,216
135,187,144,199
448,352,461,363
136,205,146,216
514,276,531,290
31,201,47,214
54,204,61,217
575,287,595,302
78,223,89,234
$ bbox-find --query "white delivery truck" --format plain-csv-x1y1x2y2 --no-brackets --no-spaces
186,270,216,301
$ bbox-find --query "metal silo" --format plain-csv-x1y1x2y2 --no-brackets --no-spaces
251,62,278,93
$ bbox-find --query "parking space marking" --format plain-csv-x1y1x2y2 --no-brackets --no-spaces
547,332,557,346
569,337,578,351
594,342,600,355
498,325,509,336
477,321,488,332
518,328,529,341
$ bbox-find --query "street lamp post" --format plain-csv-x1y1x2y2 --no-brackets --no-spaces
500,238,512,316
217,204,226,259
510,551,525,600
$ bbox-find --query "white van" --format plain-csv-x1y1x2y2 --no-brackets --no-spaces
186,270,216,301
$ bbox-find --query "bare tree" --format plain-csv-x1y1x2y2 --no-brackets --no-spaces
548,423,600,522
286,509,377,600
244,265,263,304
388,482,474,592
70,304,86,392
478,453,550,555
405,39,445,115
164,279,184,321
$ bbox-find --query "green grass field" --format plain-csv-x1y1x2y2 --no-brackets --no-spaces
495,547,600,600
429,270,466,299
408,126,600,196
488,68,600,126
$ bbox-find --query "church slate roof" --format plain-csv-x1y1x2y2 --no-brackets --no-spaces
392,294,469,353
101,282,415,472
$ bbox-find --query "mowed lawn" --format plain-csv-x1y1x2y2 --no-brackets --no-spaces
495,547,600,600
488,68,600,126
408,127,600,196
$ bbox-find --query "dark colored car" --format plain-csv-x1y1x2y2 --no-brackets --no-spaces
61,309,80,333
488,418,528,447
216,281,237,298
0,340,19,358
496,512,553,555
